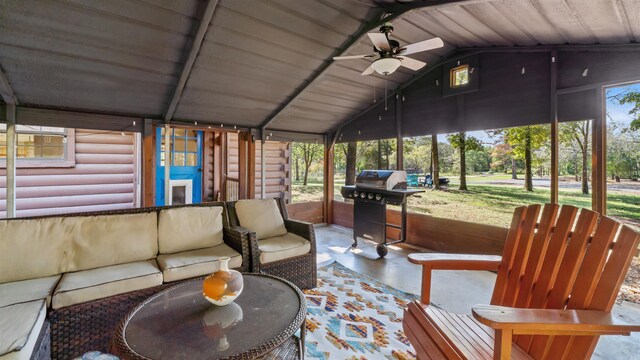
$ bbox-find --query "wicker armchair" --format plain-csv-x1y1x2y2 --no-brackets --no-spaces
226,198,317,290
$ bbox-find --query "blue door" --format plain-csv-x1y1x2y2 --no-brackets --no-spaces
156,128,203,206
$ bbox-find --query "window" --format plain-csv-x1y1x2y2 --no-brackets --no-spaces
0,124,66,160
160,128,198,166
450,65,469,88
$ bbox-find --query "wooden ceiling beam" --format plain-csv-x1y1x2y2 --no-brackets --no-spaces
258,0,471,132
164,0,219,123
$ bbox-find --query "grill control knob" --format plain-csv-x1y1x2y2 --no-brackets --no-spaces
375,194,382,201
367,193,374,199
360,192,366,199
353,190,359,197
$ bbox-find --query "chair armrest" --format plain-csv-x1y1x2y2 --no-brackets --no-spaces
472,305,640,336
409,253,502,305
223,226,259,273
408,253,502,270
284,218,316,260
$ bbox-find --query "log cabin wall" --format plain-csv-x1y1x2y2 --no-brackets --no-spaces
255,141,291,201
0,129,139,218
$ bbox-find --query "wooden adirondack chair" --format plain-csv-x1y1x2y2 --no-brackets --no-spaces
403,204,640,360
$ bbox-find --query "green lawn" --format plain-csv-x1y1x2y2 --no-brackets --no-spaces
292,179,640,229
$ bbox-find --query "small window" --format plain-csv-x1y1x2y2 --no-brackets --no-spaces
0,124,66,160
450,65,469,88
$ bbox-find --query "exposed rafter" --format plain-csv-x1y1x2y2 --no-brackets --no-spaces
258,0,470,131
164,0,219,122
0,64,18,105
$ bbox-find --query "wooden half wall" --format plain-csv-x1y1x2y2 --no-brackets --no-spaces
286,201,324,224
332,201,509,255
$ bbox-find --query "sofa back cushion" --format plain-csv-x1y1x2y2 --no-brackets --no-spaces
234,199,287,240
0,217,70,283
0,212,158,283
67,212,158,272
158,206,224,254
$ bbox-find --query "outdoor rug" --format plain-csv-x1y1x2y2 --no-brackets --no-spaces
304,261,418,360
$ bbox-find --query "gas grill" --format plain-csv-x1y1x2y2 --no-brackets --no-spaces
341,170,423,257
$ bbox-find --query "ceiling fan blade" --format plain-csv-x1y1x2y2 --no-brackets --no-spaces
333,54,376,61
367,33,390,51
398,56,427,71
398,37,444,55
361,63,375,76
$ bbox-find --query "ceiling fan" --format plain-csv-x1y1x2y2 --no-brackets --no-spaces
333,23,444,76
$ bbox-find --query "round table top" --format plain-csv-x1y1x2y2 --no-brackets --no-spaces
112,274,306,360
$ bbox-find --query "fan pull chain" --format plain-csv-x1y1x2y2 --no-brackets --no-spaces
385,76,388,111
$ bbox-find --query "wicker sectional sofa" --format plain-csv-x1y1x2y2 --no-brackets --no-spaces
0,202,252,360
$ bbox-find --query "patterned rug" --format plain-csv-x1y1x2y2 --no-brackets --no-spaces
304,261,418,360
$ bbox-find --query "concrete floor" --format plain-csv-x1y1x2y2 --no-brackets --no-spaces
314,224,640,360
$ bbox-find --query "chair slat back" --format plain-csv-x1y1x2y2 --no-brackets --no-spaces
491,204,639,360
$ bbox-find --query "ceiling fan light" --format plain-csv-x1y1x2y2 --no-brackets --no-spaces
372,57,401,75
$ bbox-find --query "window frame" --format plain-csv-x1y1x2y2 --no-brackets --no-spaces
450,64,470,88
0,126,75,168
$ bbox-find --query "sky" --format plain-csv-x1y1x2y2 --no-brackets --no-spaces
461,83,640,145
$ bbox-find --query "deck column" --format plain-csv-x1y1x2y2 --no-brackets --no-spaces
549,51,559,204
6,104,16,218
323,135,334,224
396,91,403,170
592,87,607,214
164,124,171,205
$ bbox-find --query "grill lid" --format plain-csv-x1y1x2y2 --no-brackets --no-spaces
355,170,407,190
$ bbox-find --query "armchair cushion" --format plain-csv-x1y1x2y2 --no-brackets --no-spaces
235,199,287,240
0,300,46,359
0,275,60,308
52,260,162,309
258,232,311,264
157,244,242,282
158,206,224,254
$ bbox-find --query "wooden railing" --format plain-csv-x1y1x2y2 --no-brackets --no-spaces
225,176,240,201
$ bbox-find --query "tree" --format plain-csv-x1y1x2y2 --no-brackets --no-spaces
559,121,591,194
345,142,357,185
431,134,441,189
447,132,483,191
616,91,640,131
292,142,323,186
499,125,550,191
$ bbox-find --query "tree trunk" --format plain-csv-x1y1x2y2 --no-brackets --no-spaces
459,132,468,191
432,134,441,189
511,157,517,179
345,142,357,185
581,147,589,195
295,157,300,181
377,140,382,169
524,130,533,191
303,160,311,186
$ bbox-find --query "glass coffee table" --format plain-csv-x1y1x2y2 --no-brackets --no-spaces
111,274,307,359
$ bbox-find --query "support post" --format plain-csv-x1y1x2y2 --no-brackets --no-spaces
396,91,403,170
142,119,155,207
261,129,266,199
6,104,16,218
248,133,256,199
164,124,171,205
592,87,607,214
323,136,334,224
550,51,559,204
238,132,248,199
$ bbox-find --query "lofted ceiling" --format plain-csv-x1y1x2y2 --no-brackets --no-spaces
0,0,638,135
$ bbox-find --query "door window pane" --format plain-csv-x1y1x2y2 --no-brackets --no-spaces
187,153,197,166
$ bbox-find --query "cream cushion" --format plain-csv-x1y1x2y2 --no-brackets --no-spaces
0,300,46,359
0,217,69,283
52,260,162,309
158,206,224,254
0,212,158,283
258,232,311,264
66,212,158,272
157,244,243,282
0,275,60,308
235,199,287,240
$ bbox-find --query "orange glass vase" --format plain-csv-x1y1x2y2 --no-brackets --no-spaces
203,257,243,306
